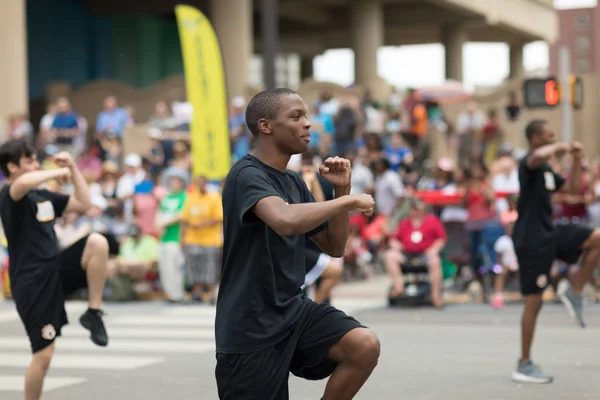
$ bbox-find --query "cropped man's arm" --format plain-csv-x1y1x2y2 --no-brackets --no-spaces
526,142,567,170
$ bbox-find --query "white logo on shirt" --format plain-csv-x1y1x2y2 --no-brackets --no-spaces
36,201,55,222
410,231,423,243
544,172,556,191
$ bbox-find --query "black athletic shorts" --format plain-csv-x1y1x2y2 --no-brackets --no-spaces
215,298,365,400
13,233,118,353
517,224,594,295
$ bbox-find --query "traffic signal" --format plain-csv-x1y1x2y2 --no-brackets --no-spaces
523,76,583,109
523,77,559,108
570,75,583,109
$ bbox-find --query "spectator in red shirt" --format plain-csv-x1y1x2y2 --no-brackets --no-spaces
383,198,447,307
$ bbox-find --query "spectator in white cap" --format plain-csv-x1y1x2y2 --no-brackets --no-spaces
117,153,146,224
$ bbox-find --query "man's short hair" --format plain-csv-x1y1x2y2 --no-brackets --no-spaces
0,138,35,177
245,88,297,137
525,119,548,142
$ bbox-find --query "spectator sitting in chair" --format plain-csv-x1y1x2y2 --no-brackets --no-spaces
107,224,159,301
383,198,447,308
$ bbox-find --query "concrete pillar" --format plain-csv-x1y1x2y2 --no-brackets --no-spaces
350,0,383,85
210,0,253,100
0,0,28,139
300,56,314,80
443,25,466,82
509,42,525,79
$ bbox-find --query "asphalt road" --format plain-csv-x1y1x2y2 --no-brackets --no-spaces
0,298,599,400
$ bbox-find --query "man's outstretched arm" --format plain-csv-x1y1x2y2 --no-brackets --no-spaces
9,168,71,201
253,194,360,239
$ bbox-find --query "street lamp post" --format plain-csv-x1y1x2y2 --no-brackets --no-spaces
261,0,278,90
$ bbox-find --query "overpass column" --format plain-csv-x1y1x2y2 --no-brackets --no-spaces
300,56,314,80
210,0,253,100
509,42,525,78
443,25,466,82
0,0,28,139
351,0,383,88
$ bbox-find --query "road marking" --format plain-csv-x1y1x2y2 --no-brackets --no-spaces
0,311,17,323
111,316,215,326
163,307,217,317
62,326,214,339
0,353,164,370
0,375,87,392
0,337,214,354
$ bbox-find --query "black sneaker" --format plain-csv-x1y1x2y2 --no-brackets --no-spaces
79,309,108,347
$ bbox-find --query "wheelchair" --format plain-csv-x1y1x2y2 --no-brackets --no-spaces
388,252,432,307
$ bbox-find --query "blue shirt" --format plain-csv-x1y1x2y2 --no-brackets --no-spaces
385,146,411,171
96,108,130,136
311,114,334,135
52,112,78,130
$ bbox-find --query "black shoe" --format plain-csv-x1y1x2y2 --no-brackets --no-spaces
79,309,108,347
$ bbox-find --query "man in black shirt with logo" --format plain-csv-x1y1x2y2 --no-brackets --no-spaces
0,139,111,400
511,120,600,384
215,88,380,400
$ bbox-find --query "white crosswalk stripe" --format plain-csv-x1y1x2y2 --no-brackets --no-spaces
0,301,216,394
0,297,381,395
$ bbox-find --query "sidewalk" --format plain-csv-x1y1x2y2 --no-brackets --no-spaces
331,276,559,305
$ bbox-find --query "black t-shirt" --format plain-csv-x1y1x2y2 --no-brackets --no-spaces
0,185,69,283
512,156,565,250
215,154,327,353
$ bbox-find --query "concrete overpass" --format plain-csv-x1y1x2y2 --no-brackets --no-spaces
0,0,557,134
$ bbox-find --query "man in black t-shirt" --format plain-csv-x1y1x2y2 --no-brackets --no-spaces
511,120,600,384
215,88,379,400
0,139,113,400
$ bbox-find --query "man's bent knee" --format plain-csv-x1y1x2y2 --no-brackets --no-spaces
329,328,380,368
81,233,110,268
583,228,600,248
86,233,109,254
32,343,55,371
325,261,343,280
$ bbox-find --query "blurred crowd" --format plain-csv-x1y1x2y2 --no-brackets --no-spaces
1,86,600,307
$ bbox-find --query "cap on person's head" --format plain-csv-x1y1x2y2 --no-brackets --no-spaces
101,160,119,175
124,154,142,168
232,96,245,108
162,167,190,187
512,148,527,160
498,143,513,155
148,127,162,140
437,157,454,172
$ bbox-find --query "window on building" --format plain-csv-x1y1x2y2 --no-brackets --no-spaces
575,14,590,31
577,58,590,73
576,35,591,52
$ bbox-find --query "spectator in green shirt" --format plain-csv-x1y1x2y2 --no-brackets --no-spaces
155,168,188,302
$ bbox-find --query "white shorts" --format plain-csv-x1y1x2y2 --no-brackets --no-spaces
302,253,332,289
